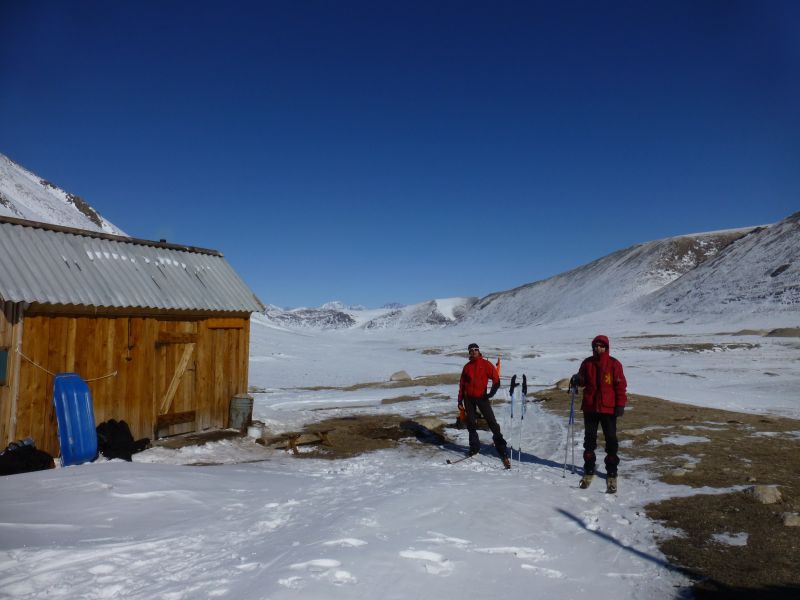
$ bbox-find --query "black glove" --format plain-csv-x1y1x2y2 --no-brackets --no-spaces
570,374,580,389
615,406,625,417
487,380,500,399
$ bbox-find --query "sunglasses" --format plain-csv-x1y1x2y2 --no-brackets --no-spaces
592,343,607,348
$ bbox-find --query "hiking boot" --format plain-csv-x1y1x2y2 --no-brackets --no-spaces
501,456,511,469
579,474,594,489
606,476,618,494
467,448,479,457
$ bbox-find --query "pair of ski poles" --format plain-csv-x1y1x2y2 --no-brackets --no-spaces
507,377,578,474
563,382,577,477
508,374,527,463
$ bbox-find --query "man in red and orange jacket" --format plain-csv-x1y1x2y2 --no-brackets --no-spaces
571,334,627,492
458,343,510,468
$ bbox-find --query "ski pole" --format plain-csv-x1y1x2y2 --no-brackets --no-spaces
570,383,576,473
563,383,576,477
517,375,527,463
507,374,517,455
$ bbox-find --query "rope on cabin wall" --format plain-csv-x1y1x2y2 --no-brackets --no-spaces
14,345,118,381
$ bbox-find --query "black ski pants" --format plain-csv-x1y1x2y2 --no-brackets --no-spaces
582,412,619,477
464,395,508,458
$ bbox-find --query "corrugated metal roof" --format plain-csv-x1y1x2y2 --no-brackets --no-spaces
0,217,265,313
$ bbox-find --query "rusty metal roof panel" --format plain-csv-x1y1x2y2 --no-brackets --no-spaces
0,218,265,313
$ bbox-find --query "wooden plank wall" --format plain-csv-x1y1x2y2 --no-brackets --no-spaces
5,313,251,457
0,302,23,446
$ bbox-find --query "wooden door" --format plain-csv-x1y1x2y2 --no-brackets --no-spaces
154,320,198,437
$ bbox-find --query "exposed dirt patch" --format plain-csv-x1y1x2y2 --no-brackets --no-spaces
640,342,760,353
381,395,420,405
716,329,770,336
535,388,800,598
380,392,449,405
767,328,800,338
297,372,460,391
289,414,445,459
621,333,688,340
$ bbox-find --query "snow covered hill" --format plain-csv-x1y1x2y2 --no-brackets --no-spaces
361,297,479,329
261,216,800,331
0,152,125,235
635,211,800,322
263,297,479,330
264,306,358,329
462,229,750,326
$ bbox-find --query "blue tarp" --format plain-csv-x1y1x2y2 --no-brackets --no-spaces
52,373,97,466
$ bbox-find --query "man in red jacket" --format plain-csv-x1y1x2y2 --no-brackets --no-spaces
458,343,510,468
571,335,627,493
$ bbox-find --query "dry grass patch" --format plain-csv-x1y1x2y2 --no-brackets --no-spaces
285,414,444,460
536,388,800,598
640,342,760,353
766,328,800,337
298,372,460,392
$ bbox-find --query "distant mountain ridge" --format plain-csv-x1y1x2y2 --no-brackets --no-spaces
263,297,479,330
465,228,751,326
263,215,798,330
635,212,800,321
0,152,125,235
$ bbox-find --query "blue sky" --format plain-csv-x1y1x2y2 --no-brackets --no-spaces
1,1,798,308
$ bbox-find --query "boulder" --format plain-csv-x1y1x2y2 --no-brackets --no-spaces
390,370,412,382
781,513,800,527
746,485,782,504
412,416,445,431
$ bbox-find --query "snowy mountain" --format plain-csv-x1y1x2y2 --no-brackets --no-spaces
635,211,800,322
261,216,800,330
463,228,750,326
0,152,125,235
361,297,479,329
262,297,479,330
263,306,358,330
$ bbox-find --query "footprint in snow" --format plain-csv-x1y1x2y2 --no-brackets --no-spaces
399,550,453,576
614,514,632,526
278,576,304,589
322,538,368,548
474,546,547,561
87,564,116,575
288,559,357,585
521,564,565,578
418,532,471,549
290,558,341,573
580,506,602,531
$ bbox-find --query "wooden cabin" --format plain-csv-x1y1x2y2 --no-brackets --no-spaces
0,216,265,458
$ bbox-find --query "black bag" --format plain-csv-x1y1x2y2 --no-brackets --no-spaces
0,441,56,476
96,419,150,461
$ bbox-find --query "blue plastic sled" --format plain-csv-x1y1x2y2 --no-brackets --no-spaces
53,373,98,466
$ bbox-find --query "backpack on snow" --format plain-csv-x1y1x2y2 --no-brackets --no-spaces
96,419,150,461
0,439,56,476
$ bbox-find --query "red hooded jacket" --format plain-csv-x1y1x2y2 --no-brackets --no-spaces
577,335,627,414
458,355,499,401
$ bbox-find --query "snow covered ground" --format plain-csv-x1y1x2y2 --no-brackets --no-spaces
1,309,798,599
